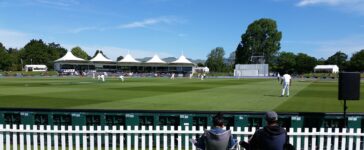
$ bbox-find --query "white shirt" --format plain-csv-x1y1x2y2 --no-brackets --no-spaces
282,74,291,84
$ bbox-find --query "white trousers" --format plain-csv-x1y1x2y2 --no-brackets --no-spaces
281,83,290,96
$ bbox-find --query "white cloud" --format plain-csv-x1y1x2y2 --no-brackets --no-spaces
68,27,98,34
34,0,79,7
0,29,30,48
296,0,364,15
118,17,180,29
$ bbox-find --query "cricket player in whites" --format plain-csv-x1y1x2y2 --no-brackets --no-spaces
281,73,292,97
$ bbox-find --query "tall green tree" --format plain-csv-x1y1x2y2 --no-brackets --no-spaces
295,53,317,74
7,48,22,71
117,56,124,61
326,51,348,71
71,46,89,60
235,18,282,64
276,52,296,74
0,43,12,71
206,47,226,72
20,39,66,69
349,49,364,71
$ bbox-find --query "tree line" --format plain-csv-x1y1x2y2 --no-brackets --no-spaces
205,18,364,74
0,39,114,71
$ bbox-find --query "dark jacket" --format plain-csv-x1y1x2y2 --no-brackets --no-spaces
249,125,289,150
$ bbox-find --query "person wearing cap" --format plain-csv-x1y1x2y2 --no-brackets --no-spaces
240,111,292,150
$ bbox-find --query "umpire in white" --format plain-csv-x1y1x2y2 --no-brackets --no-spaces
281,72,292,97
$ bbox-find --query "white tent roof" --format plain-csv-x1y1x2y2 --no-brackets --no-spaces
55,51,86,62
146,54,166,63
90,52,113,62
118,53,140,63
171,55,193,64
314,65,339,73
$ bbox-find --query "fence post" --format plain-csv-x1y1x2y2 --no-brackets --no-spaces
191,126,196,150
82,126,87,150
112,126,117,150
39,125,45,150
75,126,80,150
141,126,146,150
0,124,3,150
19,125,24,150
289,127,294,147
53,126,59,150
97,126,102,150
163,126,168,150
105,126,109,150
68,125,73,150
355,128,361,150
33,125,38,150
304,128,309,150
134,126,139,150
120,126,124,150
11,124,18,150
61,125,66,150
177,126,182,150
5,124,10,150
184,126,189,150
171,126,175,150
348,128,354,150
341,128,347,150
90,126,95,150
319,128,324,150
47,125,52,150
333,128,339,150
148,126,153,150
127,126,131,150
326,128,332,150
296,128,301,150
156,126,160,150
311,128,316,150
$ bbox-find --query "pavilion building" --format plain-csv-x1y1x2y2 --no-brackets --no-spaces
54,51,195,74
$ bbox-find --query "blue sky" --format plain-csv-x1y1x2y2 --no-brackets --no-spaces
0,0,364,60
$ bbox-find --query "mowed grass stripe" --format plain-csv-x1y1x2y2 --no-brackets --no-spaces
275,80,364,112
71,79,312,111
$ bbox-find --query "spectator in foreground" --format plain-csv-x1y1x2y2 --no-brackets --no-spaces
240,111,293,150
194,112,237,150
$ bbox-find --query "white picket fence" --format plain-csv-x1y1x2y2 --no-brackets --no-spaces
0,124,363,150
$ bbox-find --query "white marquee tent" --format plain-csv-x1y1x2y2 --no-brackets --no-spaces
118,53,140,63
314,65,339,73
90,52,113,62
54,51,86,62
146,54,166,64
171,55,193,64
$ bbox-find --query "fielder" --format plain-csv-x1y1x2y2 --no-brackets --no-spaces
100,74,105,82
119,75,125,82
189,73,193,79
170,73,175,80
281,73,292,97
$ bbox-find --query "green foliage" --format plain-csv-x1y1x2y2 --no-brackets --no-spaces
20,39,67,70
326,51,348,70
117,56,124,61
295,53,317,74
276,52,296,74
71,46,89,60
206,47,226,72
0,43,12,71
349,49,364,71
235,18,282,64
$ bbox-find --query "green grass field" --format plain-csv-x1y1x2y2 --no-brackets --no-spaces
0,77,363,112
